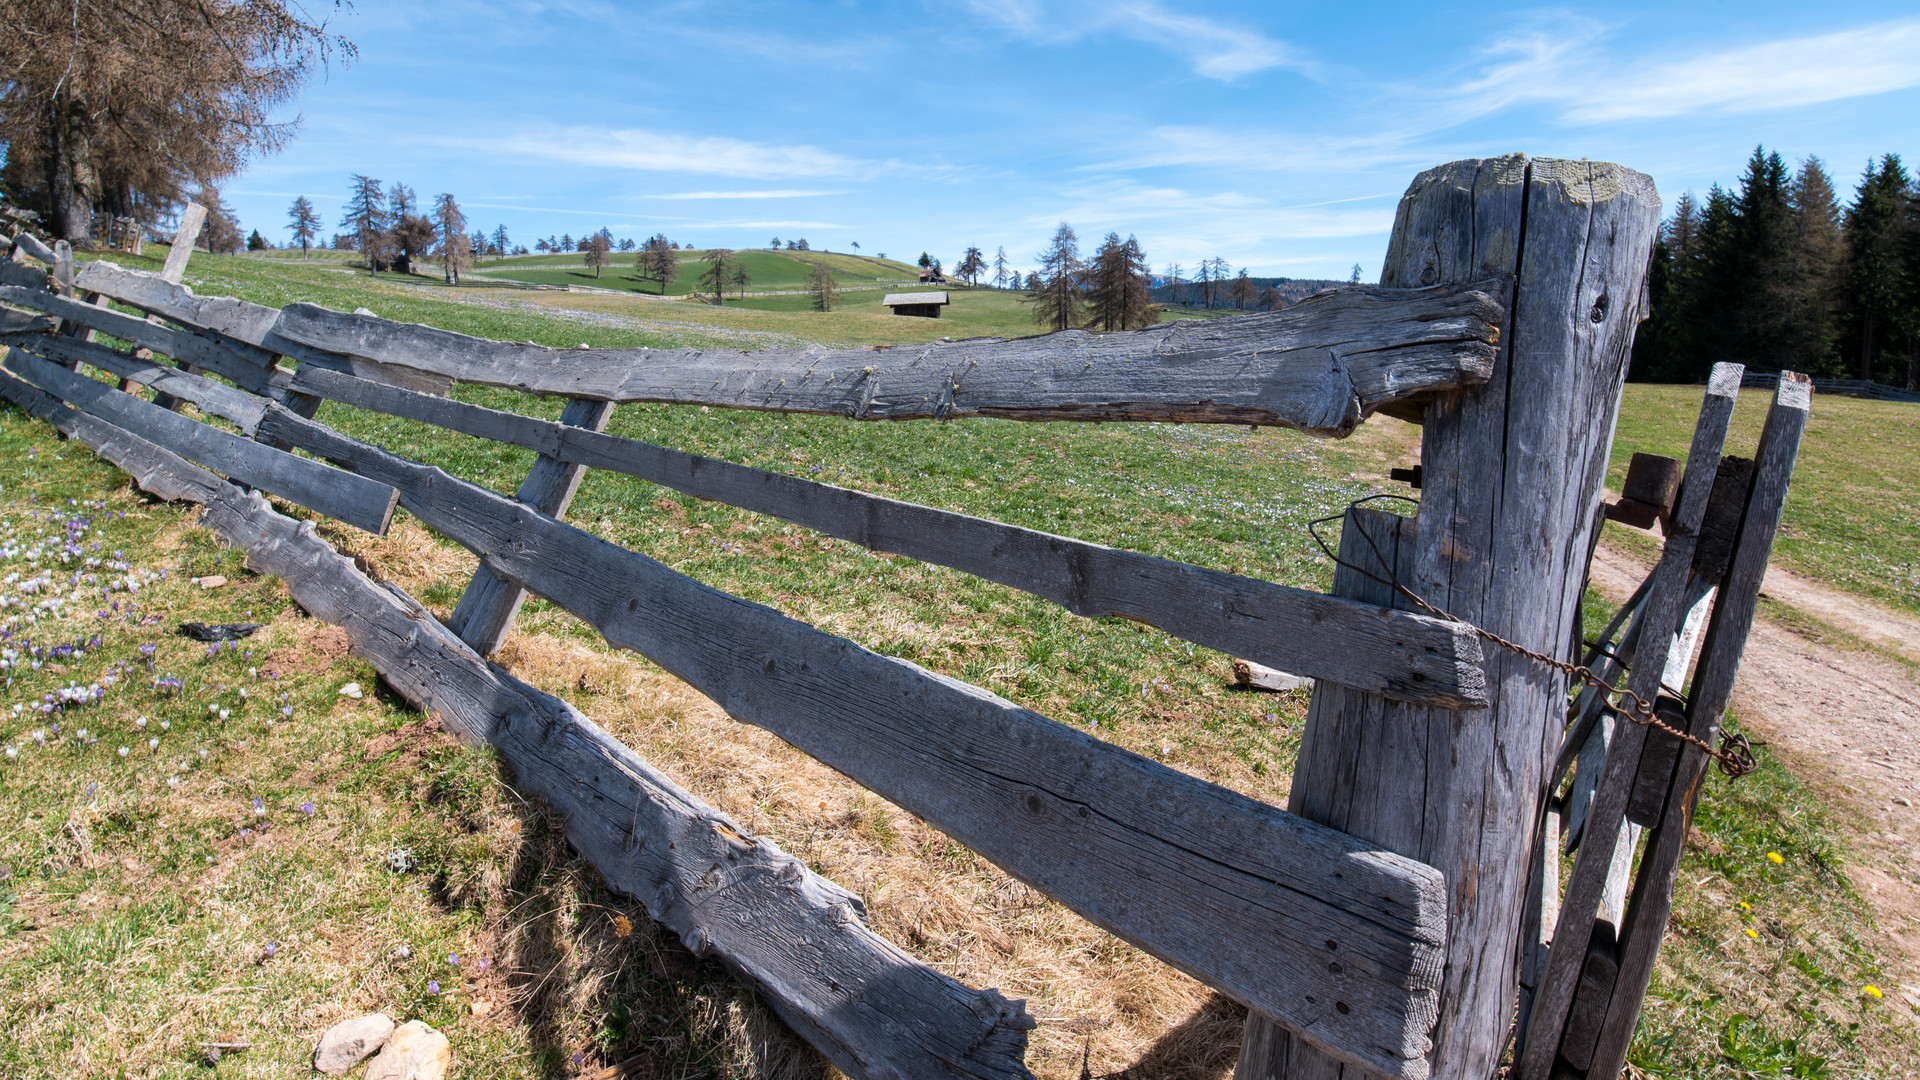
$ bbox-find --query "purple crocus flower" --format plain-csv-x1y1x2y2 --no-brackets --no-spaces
427,980,440,995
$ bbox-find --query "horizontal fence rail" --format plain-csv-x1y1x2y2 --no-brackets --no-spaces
1737,370,1918,403
267,281,1504,435
0,249,1491,1079
291,364,1488,708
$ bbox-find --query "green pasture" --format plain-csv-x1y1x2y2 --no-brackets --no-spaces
469,248,918,295
0,247,1909,1076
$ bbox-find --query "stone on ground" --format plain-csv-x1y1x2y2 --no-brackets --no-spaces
313,1012,395,1075
364,1020,452,1080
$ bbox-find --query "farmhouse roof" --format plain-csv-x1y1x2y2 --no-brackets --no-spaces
883,292,949,307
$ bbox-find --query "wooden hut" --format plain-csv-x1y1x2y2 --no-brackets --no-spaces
883,291,949,318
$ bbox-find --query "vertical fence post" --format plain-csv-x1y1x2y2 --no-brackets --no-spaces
446,397,617,655
1235,156,1661,1080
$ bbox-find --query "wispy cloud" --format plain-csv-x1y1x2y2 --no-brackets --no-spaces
638,190,843,200
960,0,1304,81
467,127,866,179
1562,18,1920,123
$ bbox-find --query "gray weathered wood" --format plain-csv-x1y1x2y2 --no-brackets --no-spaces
53,241,74,297
10,232,57,265
160,203,207,285
5,352,396,535
70,260,454,396
0,365,1038,1080
0,307,56,335
1516,362,1744,1080
270,278,1509,435
1579,374,1811,1080
1232,659,1313,692
0,284,292,400
1563,575,1713,853
294,364,1489,709
255,403,1451,1079
0,254,51,290
1557,922,1618,1072
2,332,268,433
448,396,617,655
1238,156,1663,1080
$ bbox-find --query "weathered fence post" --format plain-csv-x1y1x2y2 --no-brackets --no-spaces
446,396,616,654
1236,156,1660,1079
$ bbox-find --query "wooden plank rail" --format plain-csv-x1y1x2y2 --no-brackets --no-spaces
267,278,1508,436
251,402,1451,1079
70,260,455,397
0,365,1038,1080
3,351,398,535
0,284,292,400
292,364,1488,708
1,332,268,433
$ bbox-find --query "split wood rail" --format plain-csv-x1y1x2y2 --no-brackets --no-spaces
0,154,1804,1080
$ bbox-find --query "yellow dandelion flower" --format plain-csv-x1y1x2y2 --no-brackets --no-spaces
1746,928,1760,939
1738,901,1751,911
1863,985,1883,999
613,915,633,939
1767,851,1785,865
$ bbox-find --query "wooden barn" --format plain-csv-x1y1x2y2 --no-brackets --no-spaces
883,291,949,318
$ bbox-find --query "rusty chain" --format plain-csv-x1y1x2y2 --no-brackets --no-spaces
1309,496,1757,779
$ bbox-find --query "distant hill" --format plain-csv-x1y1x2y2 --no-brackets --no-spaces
1151,276,1348,308
468,247,921,296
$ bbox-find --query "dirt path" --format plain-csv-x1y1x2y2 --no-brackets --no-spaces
1589,543,1920,1008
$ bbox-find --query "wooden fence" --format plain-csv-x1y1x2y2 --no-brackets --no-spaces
0,155,1806,1080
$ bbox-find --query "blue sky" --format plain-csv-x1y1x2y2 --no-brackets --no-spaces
225,1,1920,281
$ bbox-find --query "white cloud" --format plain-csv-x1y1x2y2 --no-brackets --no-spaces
638,190,843,200
475,127,865,179
959,0,1303,81
1563,18,1920,123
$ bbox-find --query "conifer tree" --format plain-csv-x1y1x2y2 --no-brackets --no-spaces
1229,268,1256,309
1841,155,1914,382
585,233,612,278
636,234,677,293
1026,223,1085,331
285,195,321,256
1781,158,1844,374
993,246,1009,289
808,261,839,311
432,193,469,284
698,248,734,305
1086,233,1158,331
340,175,387,271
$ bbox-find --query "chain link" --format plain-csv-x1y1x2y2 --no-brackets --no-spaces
1309,497,1756,779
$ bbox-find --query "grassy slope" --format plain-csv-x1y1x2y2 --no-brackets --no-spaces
470,248,919,296
0,249,1911,1077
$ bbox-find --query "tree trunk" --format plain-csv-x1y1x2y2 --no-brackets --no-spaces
1860,311,1874,381
42,106,94,244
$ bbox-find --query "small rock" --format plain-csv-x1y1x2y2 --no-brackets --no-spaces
313,1013,395,1075
195,575,229,590
364,1020,451,1080
469,998,494,1018
339,682,363,699
1897,797,1913,807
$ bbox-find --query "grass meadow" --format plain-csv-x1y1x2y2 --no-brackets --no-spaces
0,249,1911,1077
